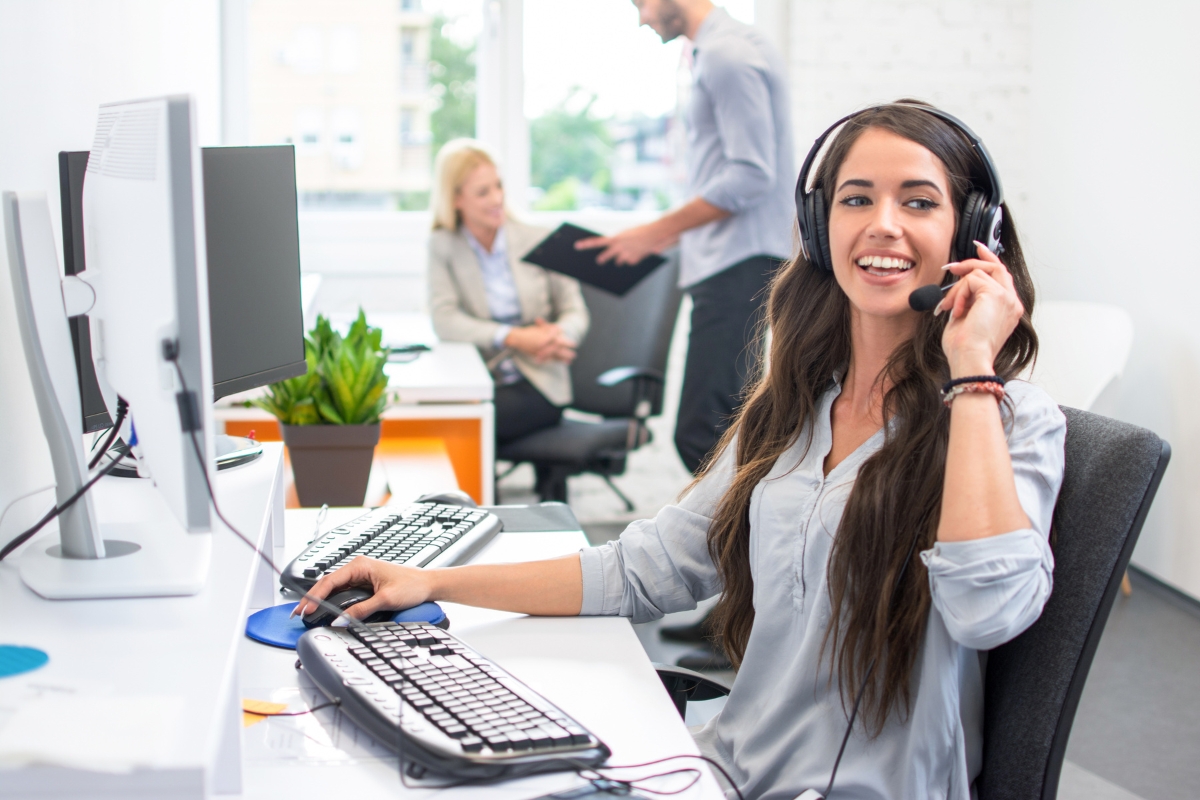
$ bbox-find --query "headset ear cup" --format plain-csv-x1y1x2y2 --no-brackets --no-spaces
955,191,987,262
811,190,833,272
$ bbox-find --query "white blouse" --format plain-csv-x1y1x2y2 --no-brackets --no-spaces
579,379,1066,800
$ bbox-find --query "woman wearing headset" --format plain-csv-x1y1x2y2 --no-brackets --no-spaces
300,103,1065,800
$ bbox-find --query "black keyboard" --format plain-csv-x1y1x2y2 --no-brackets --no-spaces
297,622,610,779
283,504,502,590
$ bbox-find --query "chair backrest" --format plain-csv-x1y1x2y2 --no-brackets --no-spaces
1024,301,1134,412
977,407,1170,800
570,255,683,418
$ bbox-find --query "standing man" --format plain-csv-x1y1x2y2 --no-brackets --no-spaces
577,0,795,475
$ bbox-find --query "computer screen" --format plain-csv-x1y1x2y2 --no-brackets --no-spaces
59,144,307,418
202,145,306,399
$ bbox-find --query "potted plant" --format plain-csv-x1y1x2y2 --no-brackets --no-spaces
253,310,389,506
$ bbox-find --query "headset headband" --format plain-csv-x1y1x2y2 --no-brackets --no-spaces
795,103,1004,213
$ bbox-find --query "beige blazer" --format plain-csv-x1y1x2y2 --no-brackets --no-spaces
427,219,589,407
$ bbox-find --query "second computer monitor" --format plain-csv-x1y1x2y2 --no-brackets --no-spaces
61,143,307,420
202,145,306,398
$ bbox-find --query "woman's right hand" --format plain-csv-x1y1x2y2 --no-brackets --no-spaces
505,319,576,363
293,556,433,621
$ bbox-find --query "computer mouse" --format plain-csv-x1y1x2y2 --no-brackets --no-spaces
416,489,478,508
301,587,391,628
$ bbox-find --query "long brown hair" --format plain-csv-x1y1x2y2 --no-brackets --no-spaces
703,103,1038,734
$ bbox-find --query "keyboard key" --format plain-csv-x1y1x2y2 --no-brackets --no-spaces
460,736,484,753
564,725,591,745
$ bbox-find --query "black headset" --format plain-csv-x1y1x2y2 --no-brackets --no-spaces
795,103,1005,272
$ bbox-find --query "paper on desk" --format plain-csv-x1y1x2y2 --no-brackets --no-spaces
0,695,183,773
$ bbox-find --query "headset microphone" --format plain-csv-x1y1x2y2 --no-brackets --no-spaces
908,281,954,312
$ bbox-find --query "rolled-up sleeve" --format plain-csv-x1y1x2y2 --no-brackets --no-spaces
922,383,1066,650
695,49,778,214
579,445,734,622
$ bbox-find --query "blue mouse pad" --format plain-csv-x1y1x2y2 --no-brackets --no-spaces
0,645,49,679
246,601,447,650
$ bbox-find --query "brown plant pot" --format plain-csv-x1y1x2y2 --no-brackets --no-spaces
281,423,381,507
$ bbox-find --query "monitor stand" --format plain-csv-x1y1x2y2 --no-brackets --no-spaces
19,520,212,600
5,192,212,599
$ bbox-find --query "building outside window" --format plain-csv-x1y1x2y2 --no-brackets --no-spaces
247,0,449,209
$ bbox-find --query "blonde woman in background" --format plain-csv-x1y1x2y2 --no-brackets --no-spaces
428,139,589,446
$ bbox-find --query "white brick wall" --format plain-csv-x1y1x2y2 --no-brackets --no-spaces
788,0,1032,214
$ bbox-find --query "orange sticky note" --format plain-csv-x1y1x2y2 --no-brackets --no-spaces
242,698,289,727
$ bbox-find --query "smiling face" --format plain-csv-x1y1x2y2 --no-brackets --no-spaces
827,127,957,323
454,161,505,234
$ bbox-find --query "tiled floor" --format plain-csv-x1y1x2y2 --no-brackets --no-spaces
496,297,1200,799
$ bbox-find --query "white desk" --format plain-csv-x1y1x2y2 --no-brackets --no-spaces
0,444,286,799
236,508,723,799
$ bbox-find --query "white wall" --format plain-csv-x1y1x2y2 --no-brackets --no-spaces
0,0,221,546
0,0,221,239
789,0,1033,213
1024,0,1200,596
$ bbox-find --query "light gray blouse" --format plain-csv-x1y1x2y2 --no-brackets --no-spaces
579,379,1066,800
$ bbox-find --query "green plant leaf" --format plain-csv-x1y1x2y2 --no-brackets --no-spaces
253,310,387,426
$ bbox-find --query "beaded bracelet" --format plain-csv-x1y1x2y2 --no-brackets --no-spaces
942,381,1006,407
942,375,1006,393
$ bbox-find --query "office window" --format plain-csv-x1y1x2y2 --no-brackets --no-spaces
523,0,753,211
247,0,474,209
427,0,477,154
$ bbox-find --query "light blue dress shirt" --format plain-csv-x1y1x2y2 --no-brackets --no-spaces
680,8,796,288
579,380,1067,799
463,226,522,385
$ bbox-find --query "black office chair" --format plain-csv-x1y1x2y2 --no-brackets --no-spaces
977,407,1169,799
498,256,684,508
655,407,1170,800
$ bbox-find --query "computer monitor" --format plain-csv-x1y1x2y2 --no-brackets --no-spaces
202,145,306,398
58,144,306,426
2,95,214,598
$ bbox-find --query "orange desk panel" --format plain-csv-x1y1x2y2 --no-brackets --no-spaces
225,419,484,505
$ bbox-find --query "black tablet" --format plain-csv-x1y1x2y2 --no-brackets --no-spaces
522,223,667,296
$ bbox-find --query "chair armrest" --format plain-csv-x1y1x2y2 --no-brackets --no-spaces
653,662,732,719
597,366,664,388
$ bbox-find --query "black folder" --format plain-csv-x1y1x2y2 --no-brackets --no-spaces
521,223,667,297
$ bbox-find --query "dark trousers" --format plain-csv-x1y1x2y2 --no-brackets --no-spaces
495,378,562,446
674,255,779,474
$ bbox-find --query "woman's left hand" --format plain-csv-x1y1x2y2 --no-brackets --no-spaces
937,241,1025,377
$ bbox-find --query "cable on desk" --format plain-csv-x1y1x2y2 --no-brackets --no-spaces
0,452,124,562
162,349,372,639
575,767,702,797
563,754,747,800
165,351,437,793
